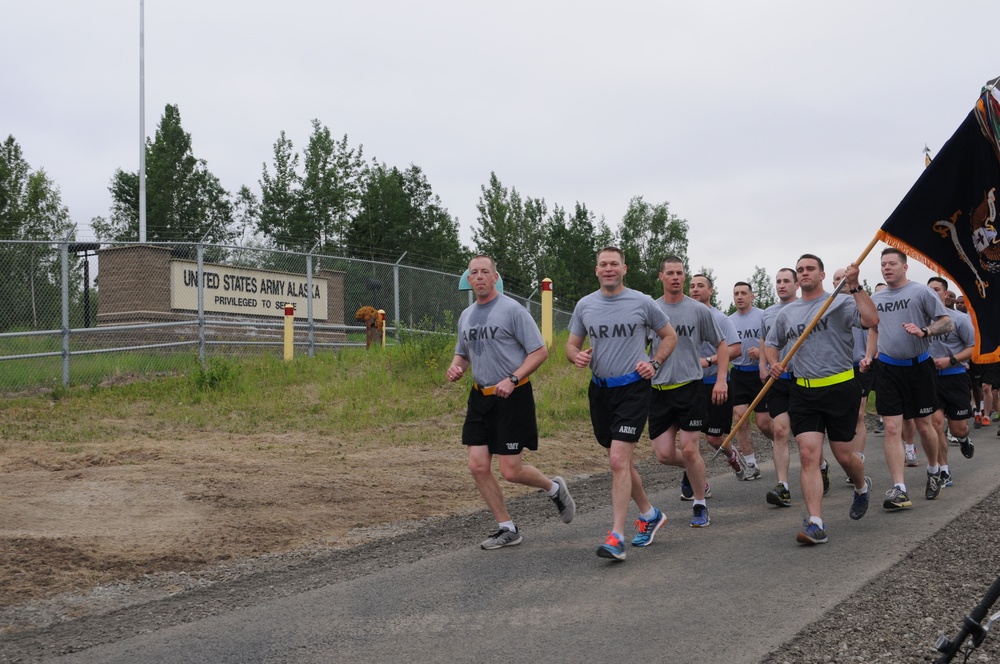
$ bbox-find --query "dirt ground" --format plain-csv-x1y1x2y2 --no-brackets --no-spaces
0,415,609,612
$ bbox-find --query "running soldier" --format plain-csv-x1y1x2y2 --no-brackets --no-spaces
448,255,576,550
648,256,727,529
926,277,975,483
762,268,801,508
688,273,748,480
866,247,953,510
833,268,874,484
765,255,877,545
567,247,678,561
729,281,773,480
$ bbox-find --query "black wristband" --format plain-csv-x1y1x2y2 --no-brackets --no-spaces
848,286,863,294
921,327,929,338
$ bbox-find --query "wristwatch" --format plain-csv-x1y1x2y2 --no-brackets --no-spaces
848,286,863,294
706,357,713,366
650,359,661,371
949,354,958,366
921,327,929,338
507,373,520,386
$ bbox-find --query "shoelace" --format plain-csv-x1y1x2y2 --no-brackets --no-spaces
604,532,621,547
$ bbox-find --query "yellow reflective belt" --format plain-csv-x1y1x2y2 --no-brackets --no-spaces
795,369,854,388
653,380,693,391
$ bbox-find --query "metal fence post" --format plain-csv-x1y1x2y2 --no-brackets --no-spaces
394,252,406,334
60,241,70,387
197,241,206,369
307,243,318,357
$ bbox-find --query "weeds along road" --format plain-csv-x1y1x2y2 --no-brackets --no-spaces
7,426,1000,663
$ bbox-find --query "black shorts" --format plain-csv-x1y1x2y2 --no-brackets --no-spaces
968,360,984,383
982,362,1000,388
730,368,768,412
873,358,938,420
462,383,539,455
588,378,651,448
854,365,874,398
789,378,860,442
766,377,792,418
649,381,705,439
936,371,973,421
701,380,733,437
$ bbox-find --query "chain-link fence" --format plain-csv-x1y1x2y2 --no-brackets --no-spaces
0,240,573,391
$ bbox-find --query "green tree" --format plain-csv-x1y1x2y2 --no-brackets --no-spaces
300,121,366,252
617,196,689,296
0,135,76,331
256,130,305,250
747,266,776,309
540,202,601,306
472,172,543,295
347,163,464,268
92,104,235,245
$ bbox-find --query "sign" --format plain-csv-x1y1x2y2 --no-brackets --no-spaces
169,261,327,320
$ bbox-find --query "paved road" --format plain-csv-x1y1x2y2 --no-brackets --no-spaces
53,430,1000,664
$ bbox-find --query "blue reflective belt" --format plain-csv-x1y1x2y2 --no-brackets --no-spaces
937,366,967,376
780,372,794,380
878,351,931,367
732,365,759,373
591,371,643,388
702,374,730,385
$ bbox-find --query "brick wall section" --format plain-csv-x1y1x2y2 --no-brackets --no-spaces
318,269,345,325
96,245,174,323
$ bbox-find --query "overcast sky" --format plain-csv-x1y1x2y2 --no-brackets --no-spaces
4,1,998,308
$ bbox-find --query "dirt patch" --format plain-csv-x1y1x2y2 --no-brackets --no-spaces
0,418,608,610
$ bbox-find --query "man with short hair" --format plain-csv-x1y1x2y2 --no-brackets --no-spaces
866,247,953,510
648,257,726,528
765,255,877,545
762,268,801,507
448,255,576,550
728,281,773,480
567,247,678,561
689,273,747,480
926,276,975,479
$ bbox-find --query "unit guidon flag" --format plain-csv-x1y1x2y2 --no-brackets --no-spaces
878,78,1000,361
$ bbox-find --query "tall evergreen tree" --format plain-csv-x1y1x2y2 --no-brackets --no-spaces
617,196,689,296
91,104,235,245
747,265,776,310
472,172,542,295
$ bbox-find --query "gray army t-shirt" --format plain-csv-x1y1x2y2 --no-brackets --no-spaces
871,280,948,359
766,292,861,379
651,295,723,386
454,293,545,386
569,287,669,379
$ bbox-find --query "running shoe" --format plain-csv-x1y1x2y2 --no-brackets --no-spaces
904,450,919,467
992,412,999,422
946,429,959,446
849,476,872,520
962,437,976,457
690,504,711,528
596,531,625,560
725,449,747,480
873,421,885,434
681,474,713,500
680,471,693,500
765,483,792,507
939,469,953,488
796,520,828,545
481,527,522,550
743,463,761,481
925,471,941,500
883,486,912,510
820,460,830,495
981,415,991,428
632,508,667,547
974,414,983,429
550,476,576,523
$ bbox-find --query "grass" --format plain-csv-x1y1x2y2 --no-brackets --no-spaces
0,330,592,446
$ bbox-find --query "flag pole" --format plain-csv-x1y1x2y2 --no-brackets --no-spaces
715,233,883,457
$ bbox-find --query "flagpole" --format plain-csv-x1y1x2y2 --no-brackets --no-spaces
716,233,883,456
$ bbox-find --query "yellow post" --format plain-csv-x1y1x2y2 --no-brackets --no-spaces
283,303,295,361
378,310,387,348
541,278,553,347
